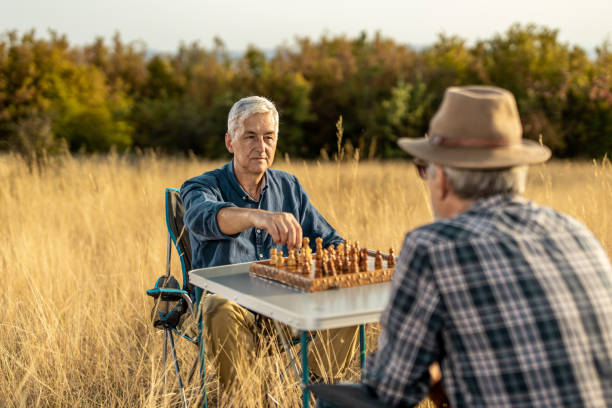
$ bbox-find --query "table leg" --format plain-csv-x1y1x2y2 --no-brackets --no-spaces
195,288,207,408
273,320,301,381
300,331,310,407
359,324,366,374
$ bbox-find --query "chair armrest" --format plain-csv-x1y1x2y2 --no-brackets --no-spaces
306,384,389,408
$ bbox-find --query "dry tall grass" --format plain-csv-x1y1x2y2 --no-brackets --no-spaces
1,152,610,407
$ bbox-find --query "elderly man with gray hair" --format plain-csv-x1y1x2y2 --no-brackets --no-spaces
180,96,357,393
313,86,612,407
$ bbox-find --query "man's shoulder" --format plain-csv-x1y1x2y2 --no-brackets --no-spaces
266,168,303,193
407,217,481,248
408,198,595,248
267,168,299,183
181,164,229,191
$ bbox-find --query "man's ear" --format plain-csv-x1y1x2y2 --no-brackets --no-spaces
438,166,451,199
225,133,234,153
432,164,449,200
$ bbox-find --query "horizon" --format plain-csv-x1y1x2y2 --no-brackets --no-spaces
2,0,611,54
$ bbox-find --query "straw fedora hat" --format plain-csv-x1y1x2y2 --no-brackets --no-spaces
397,86,551,168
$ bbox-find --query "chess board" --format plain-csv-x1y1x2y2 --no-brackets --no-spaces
250,240,395,292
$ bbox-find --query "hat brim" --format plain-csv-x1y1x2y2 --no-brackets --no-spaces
397,137,551,169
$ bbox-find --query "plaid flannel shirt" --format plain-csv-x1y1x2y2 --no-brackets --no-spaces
363,194,612,407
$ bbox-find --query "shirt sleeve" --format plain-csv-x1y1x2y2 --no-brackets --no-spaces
180,176,239,241
362,232,445,407
295,177,344,248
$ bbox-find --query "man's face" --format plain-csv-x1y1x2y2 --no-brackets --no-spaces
225,112,277,177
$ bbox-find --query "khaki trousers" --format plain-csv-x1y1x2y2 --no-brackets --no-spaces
200,294,358,389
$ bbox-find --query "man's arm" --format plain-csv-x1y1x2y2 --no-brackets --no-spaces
181,178,238,242
181,177,303,249
362,233,446,407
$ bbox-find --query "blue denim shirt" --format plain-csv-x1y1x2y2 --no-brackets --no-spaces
181,161,343,269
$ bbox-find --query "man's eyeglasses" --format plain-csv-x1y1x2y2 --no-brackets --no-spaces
413,159,428,180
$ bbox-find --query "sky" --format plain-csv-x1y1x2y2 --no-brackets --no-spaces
2,0,611,53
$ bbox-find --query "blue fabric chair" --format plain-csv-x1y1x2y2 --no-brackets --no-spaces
147,188,206,408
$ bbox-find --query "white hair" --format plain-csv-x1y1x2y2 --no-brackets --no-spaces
227,96,279,140
429,164,528,199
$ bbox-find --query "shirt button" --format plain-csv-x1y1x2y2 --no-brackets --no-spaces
242,196,247,200
259,254,264,258
256,229,261,234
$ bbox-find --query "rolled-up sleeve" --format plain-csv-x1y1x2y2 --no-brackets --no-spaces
180,177,238,241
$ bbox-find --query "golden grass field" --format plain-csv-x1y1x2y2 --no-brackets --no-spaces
1,152,610,407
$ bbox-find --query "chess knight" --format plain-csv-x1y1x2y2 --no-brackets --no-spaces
180,96,358,390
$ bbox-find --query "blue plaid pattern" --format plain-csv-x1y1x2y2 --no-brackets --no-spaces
363,194,612,407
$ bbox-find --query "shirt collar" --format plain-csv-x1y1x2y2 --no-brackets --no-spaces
225,160,269,202
466,194,526,214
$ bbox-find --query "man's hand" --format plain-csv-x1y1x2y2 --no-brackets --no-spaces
251,211,303,249
216,207,303,250
428,362,449,407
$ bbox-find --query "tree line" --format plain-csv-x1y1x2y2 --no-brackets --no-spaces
1,23,611,167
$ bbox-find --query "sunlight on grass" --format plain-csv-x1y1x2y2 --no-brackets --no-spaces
0,152,610,407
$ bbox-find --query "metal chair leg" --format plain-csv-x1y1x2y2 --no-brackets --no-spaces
162,328,168,394
196,288,207,408
273,320,302,381
360,324,366,373
300,331,310,407
187,354,199,384
168,330,188,408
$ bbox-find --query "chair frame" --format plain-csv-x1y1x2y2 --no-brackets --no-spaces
147,188,206,408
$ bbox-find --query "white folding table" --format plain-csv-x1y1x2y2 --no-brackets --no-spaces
189,261,392,407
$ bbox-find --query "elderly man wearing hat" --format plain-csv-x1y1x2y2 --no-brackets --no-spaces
313,86,612,407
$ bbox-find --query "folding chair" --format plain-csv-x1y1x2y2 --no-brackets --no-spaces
147,188,206,408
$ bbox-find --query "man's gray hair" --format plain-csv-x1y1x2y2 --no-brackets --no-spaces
227,96,279,140
430,164,528,199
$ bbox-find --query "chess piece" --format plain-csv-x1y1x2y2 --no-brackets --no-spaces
375,250,383,270
343,255,350,273
327,244,335,257
315,255,323,276
277,251,285,267
302,237,310,251
327,257,337,276
359,248,369,272
315,237,323,252
337,243,344,259
269,248,278,266
387,248,396,268
320,250,328,275
302,261,311,276
288,250,297,267
306,250,313,266
270,248,278,266
334,255,342,273
350,257,359,273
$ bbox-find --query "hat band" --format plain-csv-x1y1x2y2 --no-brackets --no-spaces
429,133,513,148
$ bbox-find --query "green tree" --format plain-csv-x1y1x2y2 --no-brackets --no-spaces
476,23,591,151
